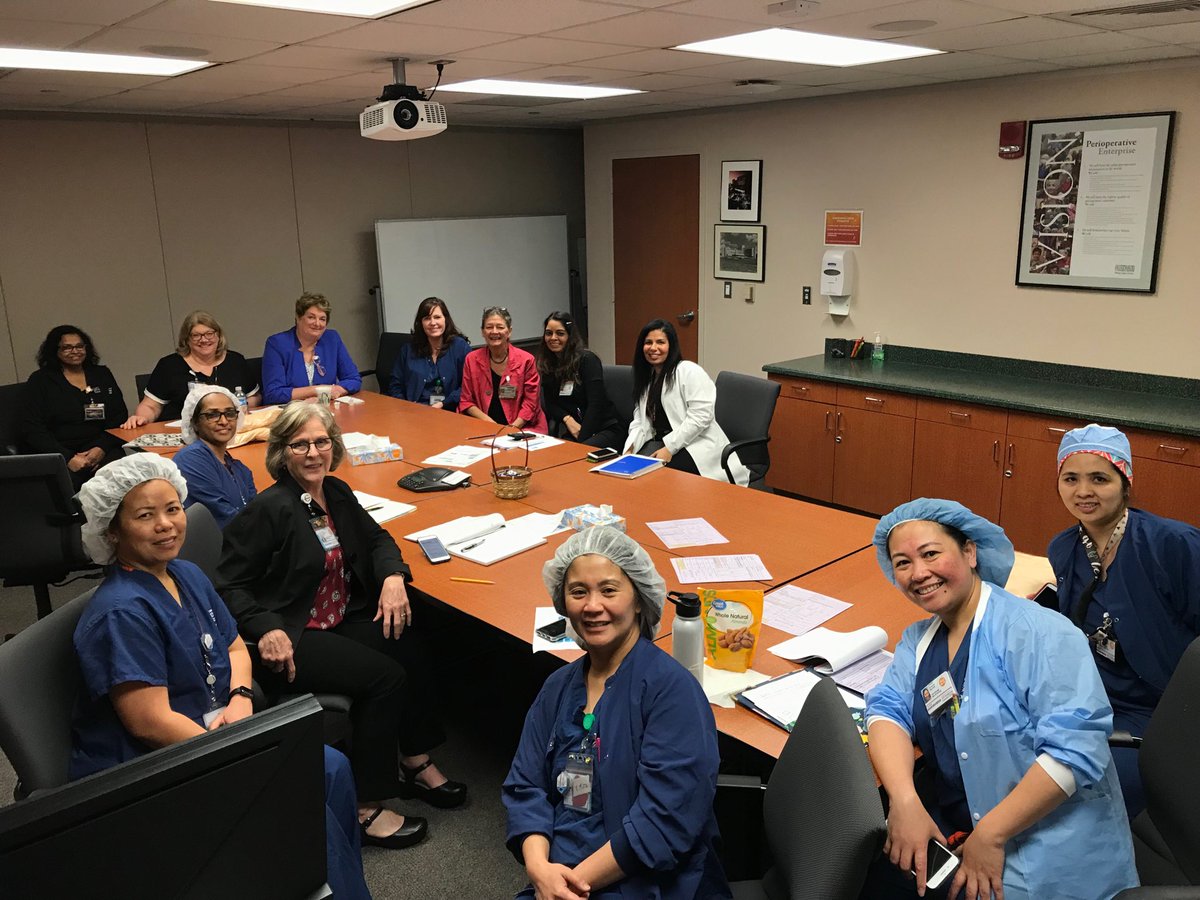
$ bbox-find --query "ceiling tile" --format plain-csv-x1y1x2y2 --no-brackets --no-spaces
0,83,123,103
189,60,357,85
0,0,161,26
580,47,730,71
1047,6,1200,30
389,0,628,34
865,50,1018,75
959,0,1118,12
75,26,283,62
236,44,392,71
936,57,1064,80
0,17,101,47
455,35,637,64
0,68,169,89
900,15,1102,52
666,0,917,26
124,0,364,44
806,0,1021,40
307,21,518,54
1057,44,1199,67
547,9,742,46
70,89,221,111
987,29,1162,61
1124,22,1200,46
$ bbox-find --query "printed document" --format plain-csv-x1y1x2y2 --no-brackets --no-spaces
670,554,771,583
646,517,729,549
762,584,851,636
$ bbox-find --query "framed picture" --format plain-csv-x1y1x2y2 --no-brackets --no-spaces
714,224,765,282
720,159,762,222
1016,111,1174,293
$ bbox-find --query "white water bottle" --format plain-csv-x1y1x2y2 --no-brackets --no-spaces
667,591,704,685
233,385,247,410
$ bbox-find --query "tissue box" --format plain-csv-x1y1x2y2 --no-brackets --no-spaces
560,504,626,533
342,432,404,466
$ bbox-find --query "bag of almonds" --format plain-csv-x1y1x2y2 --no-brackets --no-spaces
699,588,764,672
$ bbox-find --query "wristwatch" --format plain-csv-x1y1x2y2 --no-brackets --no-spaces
229,686,255,702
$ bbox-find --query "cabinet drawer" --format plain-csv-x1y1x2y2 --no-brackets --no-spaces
916,397,1007,433
1005,410,1088,443
1127,429,1200,469
769,375,837,404
835,386,917,417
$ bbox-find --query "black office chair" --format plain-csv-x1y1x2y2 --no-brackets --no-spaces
1110,636,1200,893
0,587,94,799
602,364,635,435
179,502,224,581
0,382,25,455
134,372,151,402
359,331,412,393
714,371,780,491
243,355,263,397
0,454,96,619
723,677,886,900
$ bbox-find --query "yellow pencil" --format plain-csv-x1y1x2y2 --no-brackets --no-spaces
450,576,495,585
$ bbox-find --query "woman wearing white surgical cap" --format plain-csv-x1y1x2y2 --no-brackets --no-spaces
503,527,731,900
173,385,256,529
70,454,371,900
862,498,1136,900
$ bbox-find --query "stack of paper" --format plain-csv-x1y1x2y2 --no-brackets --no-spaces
422,445,492,467
670,554,771,583
405,511,569,566
352,490,416,525
768,625,894,695
762,584,852,636
736,669,865,733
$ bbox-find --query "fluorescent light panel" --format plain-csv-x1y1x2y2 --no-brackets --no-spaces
674,28,943,67
0,47,209,76
208,0,434,16
440,79,642,100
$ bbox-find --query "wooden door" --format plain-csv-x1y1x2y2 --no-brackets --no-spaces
998,436,1074,554
911,420,1005,522
832,407,915,515
612,155,699,364
769,398,836,500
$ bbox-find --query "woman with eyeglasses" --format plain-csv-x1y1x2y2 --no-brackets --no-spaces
262,292,362,405
387,297,470,411
535,311,623,449
173,386,257,529
458,306,548,433
20,324,128,488
121,311,260,429
217,402,466,850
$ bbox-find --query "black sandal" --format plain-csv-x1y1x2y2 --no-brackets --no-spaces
359,807,428,849
398,759,467,809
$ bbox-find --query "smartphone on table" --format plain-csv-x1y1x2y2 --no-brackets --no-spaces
913,839,960,890
535,618,569,642
586,447,619,462
417,535,451,564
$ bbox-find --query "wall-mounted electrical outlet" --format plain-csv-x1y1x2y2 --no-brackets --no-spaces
802,286,812,305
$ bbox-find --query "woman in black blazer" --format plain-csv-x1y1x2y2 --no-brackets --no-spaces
217,402,466,850
20,324,128,487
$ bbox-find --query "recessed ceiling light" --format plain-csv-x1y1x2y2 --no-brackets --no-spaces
440,79,641,100
208,0,435,16
0,47,209,76
674,27,943,67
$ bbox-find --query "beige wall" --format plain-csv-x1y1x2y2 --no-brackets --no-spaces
0,115,584,398
584,60,1200,381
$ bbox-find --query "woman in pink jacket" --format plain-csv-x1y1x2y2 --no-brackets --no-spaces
459,306,548,434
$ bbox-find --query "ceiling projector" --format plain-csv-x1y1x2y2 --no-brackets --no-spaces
360,82,447,141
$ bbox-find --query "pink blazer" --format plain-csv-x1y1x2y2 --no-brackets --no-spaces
458,346,548,434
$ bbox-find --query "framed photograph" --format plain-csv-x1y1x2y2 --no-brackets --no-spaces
1016,111,1174,293
720,160,762,222
714,224,765,282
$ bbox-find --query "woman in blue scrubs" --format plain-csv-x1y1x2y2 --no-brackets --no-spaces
173,385,257,529
865,499,1136,900
1049,424,1200,817
503,527,730,899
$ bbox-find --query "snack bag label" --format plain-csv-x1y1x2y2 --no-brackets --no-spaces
700,588,764,672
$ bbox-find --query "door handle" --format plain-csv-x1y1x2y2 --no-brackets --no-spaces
824,410,831,432
677,310,696,324
992,440,999,463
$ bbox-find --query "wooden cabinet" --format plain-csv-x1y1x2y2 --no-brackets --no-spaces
770,396,835,502
1129,457,1200,528
912,419,1005,522
833,405,914,514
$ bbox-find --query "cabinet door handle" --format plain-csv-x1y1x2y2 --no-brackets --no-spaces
1158,443,1187,455
992,440,999,463
1045,427,1067,436
864,396,885,406
792,385,810,396
836,411,843,435
1004,442,1014,477
824,410,831,432
950,411,971,421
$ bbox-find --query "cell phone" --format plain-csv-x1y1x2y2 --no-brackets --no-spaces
535,618,569,642
508,431,537,441
1032,583,1059,610
586,447,619,462
913,839,960,890
417,535,451,564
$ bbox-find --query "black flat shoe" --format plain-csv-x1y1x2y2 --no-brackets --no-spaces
399,759,468,809
359,808,428,849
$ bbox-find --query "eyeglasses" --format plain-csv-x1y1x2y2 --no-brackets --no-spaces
58,342,86,352
190,330,218,343
198,408,238,422
287,437,333,455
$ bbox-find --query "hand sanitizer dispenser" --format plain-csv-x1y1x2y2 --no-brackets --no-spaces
821,249,856,317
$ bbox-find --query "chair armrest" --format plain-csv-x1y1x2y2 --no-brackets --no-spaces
721,436,770,484
359,368,375,378
716,773,766,792
1109,730,1143,749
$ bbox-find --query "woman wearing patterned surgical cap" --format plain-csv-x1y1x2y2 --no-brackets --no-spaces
862,498,1135,900
1049,423,1200,817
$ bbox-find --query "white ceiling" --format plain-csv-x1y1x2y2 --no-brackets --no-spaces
1,0,1198,127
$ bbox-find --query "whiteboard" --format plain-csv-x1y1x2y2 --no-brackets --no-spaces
375,215,569,342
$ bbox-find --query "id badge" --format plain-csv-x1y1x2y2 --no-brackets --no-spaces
202,706,226,728
310,515,340,550
84,402,105,421
556,753,594,813
559,382,575,397
430,394,445,406
922,671,960,719
498,381,517,400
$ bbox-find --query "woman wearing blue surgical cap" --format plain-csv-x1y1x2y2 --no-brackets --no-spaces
503,527,731,900
1049,424,1200,817
863,499,1135,900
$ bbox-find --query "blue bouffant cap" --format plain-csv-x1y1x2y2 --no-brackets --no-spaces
874,498,1015,587
1057,424,1133,482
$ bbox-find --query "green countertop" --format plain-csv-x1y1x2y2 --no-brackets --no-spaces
763,351,1200,438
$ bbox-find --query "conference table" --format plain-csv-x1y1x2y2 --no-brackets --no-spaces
116,391,909,761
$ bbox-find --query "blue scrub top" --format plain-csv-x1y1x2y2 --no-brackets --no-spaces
174,440,257,529
70,561,240,780
913,622,973,835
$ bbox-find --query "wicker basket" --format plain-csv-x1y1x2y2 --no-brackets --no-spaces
490,427,533,500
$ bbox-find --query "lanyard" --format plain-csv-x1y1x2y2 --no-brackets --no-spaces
179,580,219,710
1070,509,1128,626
